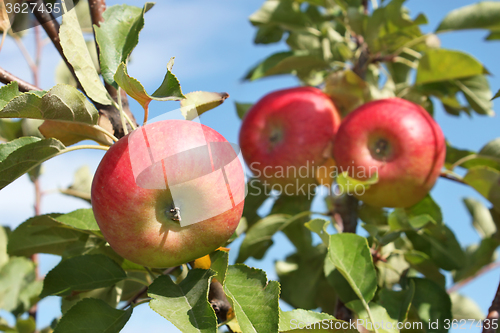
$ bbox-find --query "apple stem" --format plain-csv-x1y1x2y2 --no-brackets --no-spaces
169,206,182,222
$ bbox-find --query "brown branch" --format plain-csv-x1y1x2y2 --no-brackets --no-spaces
448,261,500,294
87,0,137,138
361,0,368,14
335,195,359,234
26,0,80,87
0,67,41,92
121,266,178,310
96,89,137,139
88,0,107,25
483,276,500,333
352,39,370,80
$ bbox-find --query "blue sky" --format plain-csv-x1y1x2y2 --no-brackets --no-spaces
0,0,499,332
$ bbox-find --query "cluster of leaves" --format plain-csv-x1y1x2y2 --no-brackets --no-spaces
232,0,500,332
244,0,497,117
0,1,233,333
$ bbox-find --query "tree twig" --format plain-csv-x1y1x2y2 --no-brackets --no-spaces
448,261,500,294
87,0,138,138
121,266,178,310
26,0,80,87
439,171,466,185
361,0,368,14
483,276,500,333
0,67,41,91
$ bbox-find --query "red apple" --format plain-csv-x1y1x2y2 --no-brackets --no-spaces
239,87,341,193
333,98,446,208
91,119,245,268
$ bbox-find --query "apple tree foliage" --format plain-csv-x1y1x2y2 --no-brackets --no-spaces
0,0,499,332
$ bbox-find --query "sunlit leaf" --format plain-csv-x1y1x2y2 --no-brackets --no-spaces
94,3,154,87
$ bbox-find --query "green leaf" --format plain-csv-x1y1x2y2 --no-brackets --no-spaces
408,278,451,333
277,246,336,312
407,195,443,224
40,254,126,297
242,179,269,228
446,139,500,171
38,120,114,147
479,138,500,169
94,3,154,87
0,257,38,312
244,51,329,81
453,238,499,282
32,209,100,233
0,82,23,109
237,210,311,263
365,0,427,55
0,318,15,332
0,137,65,190
324,233,377,303
464,166,500,211
0,119,22,142
346,301,398,333
404,251,446,288
455,75,494,116
8,215,86,257
209,250,228,285
450,293,484,321
0,84,99,124
336,171,378,195
279,309,355,332
254,25,284,44
148,269,217,333
59,2,111,105
237,214,288,263
464,198,497,238
445,143,474,170
16,317,36,333
406,226,465,271
54,298,132,333
0,226,7,269
388,209,435,231
358,203,388,226
305,219,330,244
61,285,121,315
60,166,92,203
180,91,229,121
324,70,369,116
270,195,313,253
74,0,92,33
378,282,415,322
55,40,99,87
223,265,280,333
415,49,487,85
235,102,253,120
114,61,185,110
436,2,500,33
249,0,312,34
493,88,500,100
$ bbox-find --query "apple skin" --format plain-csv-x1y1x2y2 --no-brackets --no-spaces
91,120,244,268
239,87,341,189
333,98,445,208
